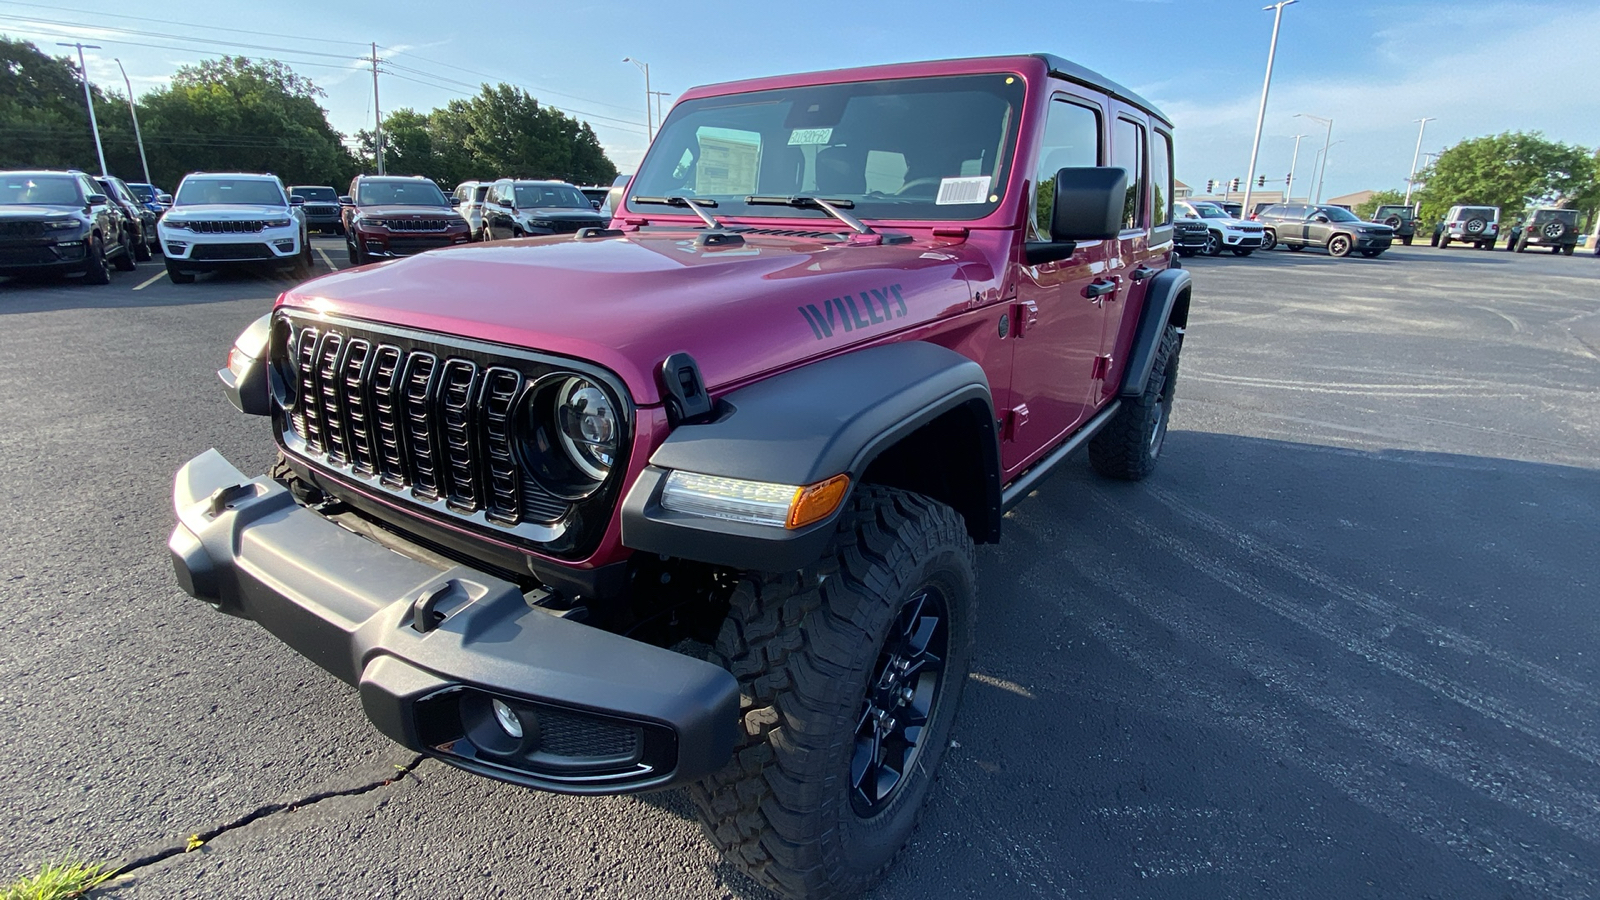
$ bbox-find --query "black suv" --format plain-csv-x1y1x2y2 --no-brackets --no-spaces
288,185,343,235
1510,207,1580,255
0,169,135,283
1370,204,1417,246
1173,217,1209,257
97,175,157,260
1257,203,1394,258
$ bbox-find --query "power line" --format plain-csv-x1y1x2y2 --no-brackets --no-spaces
0,13,366,60
381,61,648,131
376,68,647,136
0,22,364,72
382,48,643,116
0,0,370,48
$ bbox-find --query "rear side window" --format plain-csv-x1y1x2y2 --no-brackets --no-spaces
1150,130,1172,227
1113,118,1146,230
1033,97,1101,238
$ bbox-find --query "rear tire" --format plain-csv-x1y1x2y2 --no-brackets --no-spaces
113,231,137,271
1089,324,1181,481
1231,248,1253,257
81,234,110,285
1401,235,1413,246
1563,245,1575,256
1359,249,1382,258
690,486,975,900
164,257,195,284
1440,235,1451,249
1286,243,1304,252
134,232,152,261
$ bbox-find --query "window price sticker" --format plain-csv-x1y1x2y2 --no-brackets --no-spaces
935,176,992,205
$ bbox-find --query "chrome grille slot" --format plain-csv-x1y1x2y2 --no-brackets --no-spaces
480,368,523,525
402,353,440,500
438,359,480,512
273,313,629,556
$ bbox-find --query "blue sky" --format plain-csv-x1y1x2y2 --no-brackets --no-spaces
5,0,1598,199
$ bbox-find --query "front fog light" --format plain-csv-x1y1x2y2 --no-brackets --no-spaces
661,471,850,529
492,699,524,738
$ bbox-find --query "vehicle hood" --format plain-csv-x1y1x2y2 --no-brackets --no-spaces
0,205,82,220
517,207,606,219
164,204,290,221
281,229,990,405
356,205,461,219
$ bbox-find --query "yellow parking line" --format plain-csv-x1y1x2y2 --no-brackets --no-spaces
316,247,338,270
132,270,166,291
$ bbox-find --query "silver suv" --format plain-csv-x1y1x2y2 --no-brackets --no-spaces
1435,205,1500,250
451,180,493,241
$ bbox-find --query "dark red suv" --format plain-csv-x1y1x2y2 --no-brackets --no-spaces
176,53,1192,899
343,174,471,264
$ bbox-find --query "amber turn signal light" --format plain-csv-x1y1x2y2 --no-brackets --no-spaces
786,474,850,529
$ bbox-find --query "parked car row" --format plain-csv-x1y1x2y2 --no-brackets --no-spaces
449,178,609,241
0,169,144,283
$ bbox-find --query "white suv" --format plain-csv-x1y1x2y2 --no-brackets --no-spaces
1176,200,1266,257
158,173,310,283
451,180,493,241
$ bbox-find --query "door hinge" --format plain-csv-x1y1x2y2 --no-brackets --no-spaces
1011,300,1039,337
1092,354,1113,380
1004,404,1030,440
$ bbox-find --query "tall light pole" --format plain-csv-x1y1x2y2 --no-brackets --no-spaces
1316,140,1344,204
113,58,152,186
58,42,107,176
371,43,384,175
1403,116,1436,207
1296,112,1333,204
1286,133,1307,202
623,57,652,140
650,90,671,131
1241,0,1296,220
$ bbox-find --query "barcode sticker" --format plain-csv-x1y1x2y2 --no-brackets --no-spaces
787,128,833,145
935,176,991,205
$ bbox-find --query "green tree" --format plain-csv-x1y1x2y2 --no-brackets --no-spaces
0,35,133,173
1414,131,1596,225
1355,189,1407,220
135,56,358,188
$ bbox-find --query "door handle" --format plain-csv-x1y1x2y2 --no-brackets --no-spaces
1084,279,1117,299
1130,265,1156,282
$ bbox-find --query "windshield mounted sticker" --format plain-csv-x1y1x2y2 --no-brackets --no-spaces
935,176,991,205
799,284,907,340
787,128,834,146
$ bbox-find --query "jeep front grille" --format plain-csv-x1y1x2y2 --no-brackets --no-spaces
183,220,266,234
276,313,627,554
382,218,455,232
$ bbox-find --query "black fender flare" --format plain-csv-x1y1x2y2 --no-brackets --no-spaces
621,341,999,572
1119,267,1191,398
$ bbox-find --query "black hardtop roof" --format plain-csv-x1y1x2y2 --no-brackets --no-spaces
1031,54,1171,127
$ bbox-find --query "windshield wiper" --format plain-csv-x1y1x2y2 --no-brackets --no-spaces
744,195,873,235
630,195,721,229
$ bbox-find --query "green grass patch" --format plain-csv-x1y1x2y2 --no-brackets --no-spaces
1,857,115,900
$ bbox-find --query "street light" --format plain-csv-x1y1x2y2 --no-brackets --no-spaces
1241,0,1297,220
1295,112,1333,204
58,42,107,176
623,57,652,140
1403,117,1436,207
114,58,152,187
1286,133,1307,202
1313,140,1344,203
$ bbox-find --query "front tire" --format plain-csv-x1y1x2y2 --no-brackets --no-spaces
1089,324,1181,481
164,257,194,284
690,486,975,900
1328,234,1354,257
1202,231,1222,256
81,233,110,285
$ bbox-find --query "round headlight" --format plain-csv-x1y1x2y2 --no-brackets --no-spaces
555,377,617,480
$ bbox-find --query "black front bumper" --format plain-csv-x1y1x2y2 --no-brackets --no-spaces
169,449,738,794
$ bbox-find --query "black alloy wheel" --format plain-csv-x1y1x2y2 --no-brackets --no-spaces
1260,229,1277,251
851,587,949,817
81,233,110,285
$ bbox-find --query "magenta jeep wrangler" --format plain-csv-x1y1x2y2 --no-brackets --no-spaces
173,53,1189,898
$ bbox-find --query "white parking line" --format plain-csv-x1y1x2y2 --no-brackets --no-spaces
316,247,338,271
132,271,167,291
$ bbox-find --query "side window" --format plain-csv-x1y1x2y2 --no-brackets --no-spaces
1150,129,1172,227
79,176,99,200
1033,97,1101,238
1113,118,1146,231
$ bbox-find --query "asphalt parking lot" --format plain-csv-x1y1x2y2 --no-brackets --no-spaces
1,237,1597,899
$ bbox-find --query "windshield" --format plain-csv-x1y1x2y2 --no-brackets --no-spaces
1376,206,1410,217
1192,204,1229,219
0,175,80,206
291,186,338,202
176,178,286,207
629,73,1026,222
356,180,449,207
1317,207,1360,223
127,183,156,202
514,184,590,209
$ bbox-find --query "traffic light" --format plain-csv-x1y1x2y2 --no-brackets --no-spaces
1257,175,1266,187
1206,180,1214,192
1230,178,1241,191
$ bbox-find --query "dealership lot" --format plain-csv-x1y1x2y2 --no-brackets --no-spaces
0,242,1597,898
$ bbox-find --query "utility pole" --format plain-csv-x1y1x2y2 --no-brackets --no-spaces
624,57,652,139
58,42,107,176
371,43,384,175
1286,134,1306,201
1241,0,1296,221
113,59,152,186
1403,116,1436,207
650,90,670,131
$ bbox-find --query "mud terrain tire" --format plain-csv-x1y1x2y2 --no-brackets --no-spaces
690,485,976,900
1089,324,1181,481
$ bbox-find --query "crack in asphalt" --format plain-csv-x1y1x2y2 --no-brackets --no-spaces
110,754,427,879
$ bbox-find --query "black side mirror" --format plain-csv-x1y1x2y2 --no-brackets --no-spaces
289,196,305,207
1050,167,1128,241
592,200,601,209
1314,214,1330,223
338,195,354,206
86,193,108,206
